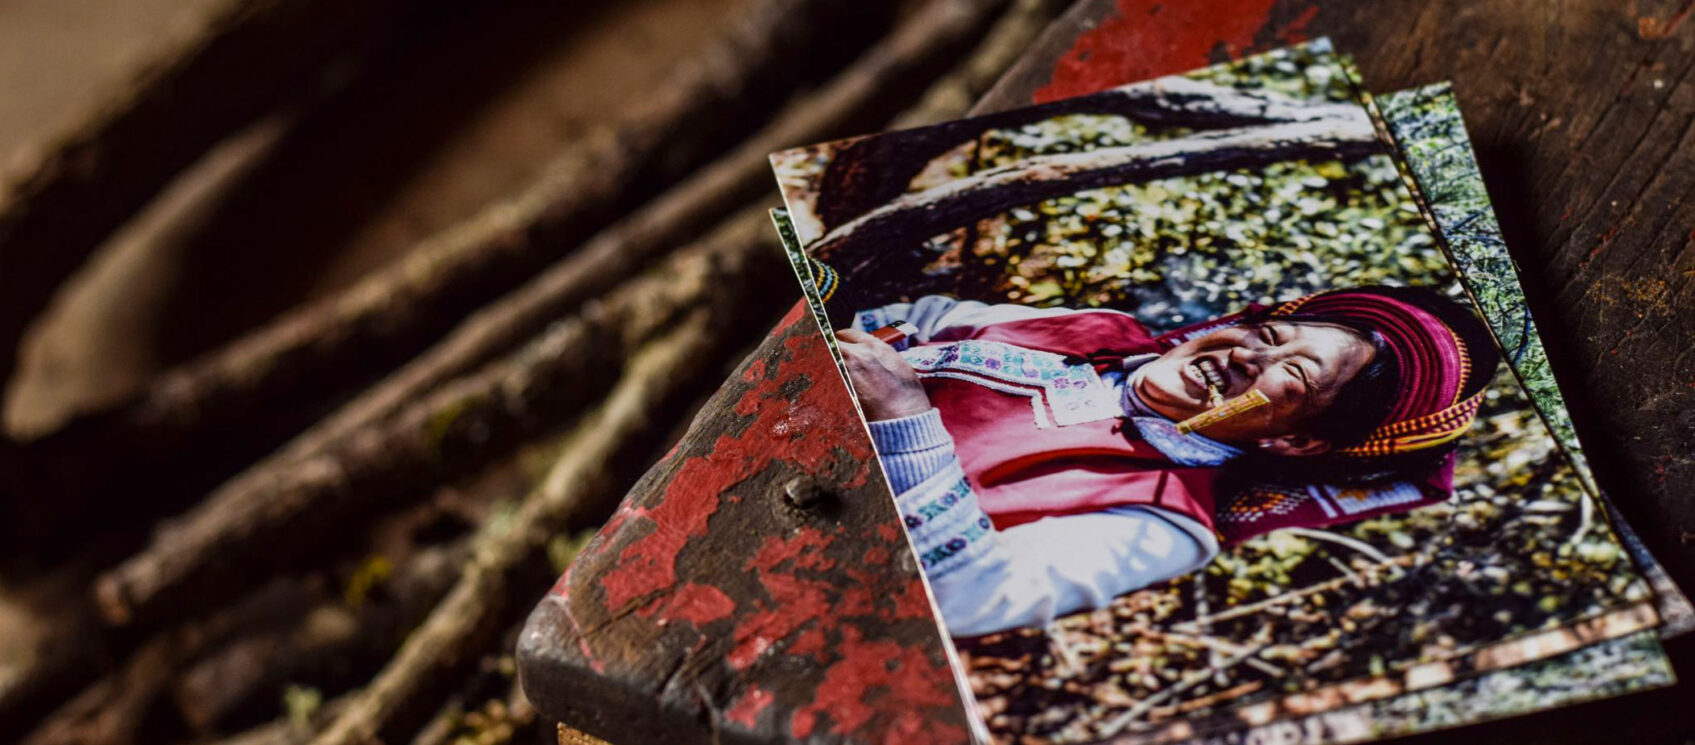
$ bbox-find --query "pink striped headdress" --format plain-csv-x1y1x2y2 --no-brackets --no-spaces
1269,290,1484,457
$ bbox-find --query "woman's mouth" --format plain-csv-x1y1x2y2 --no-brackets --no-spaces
1190,358,1227,395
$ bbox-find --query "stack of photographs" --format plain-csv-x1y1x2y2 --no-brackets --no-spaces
766,40,1691,745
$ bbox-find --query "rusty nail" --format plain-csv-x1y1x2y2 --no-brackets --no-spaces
783,476,826,509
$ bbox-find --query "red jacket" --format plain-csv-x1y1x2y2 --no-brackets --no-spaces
909,308,1451,545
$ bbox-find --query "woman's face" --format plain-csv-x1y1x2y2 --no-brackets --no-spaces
1131,321,1376,449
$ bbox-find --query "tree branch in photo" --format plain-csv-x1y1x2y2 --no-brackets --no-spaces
818,77,1369,228
815,112,1382,316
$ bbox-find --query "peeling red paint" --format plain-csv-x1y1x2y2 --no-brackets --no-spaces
876,522,900,542
538,305,971,741
1036,0,1280,102
788,627,829,660
789,627,966,742
658,582,737,626
863,544,890,564
601,308,873,613
747,528,836,573
727,573,834,670
729,633,776,670
725,686,775,728
891,572,935,620
599,496,721,611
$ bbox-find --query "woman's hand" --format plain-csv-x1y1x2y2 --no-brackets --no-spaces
834,329,931,421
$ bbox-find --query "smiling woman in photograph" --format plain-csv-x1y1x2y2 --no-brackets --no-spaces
838,286,1499,636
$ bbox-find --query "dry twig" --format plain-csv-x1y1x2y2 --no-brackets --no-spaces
94,210,782,627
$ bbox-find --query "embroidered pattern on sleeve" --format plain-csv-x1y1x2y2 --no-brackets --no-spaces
897,474,997,578
900,340,1120,428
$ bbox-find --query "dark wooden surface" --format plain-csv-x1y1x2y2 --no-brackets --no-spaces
521,1,1695,742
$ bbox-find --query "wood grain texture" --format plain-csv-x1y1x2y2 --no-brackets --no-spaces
523,1,1695,742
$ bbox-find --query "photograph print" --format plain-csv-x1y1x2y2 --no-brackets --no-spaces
770,42,1662,743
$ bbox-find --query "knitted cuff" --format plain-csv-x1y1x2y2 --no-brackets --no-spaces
868,409,954,494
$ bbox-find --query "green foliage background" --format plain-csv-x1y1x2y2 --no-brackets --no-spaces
925,46,1449,327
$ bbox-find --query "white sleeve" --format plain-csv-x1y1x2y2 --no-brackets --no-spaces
891,453,1219,637
852,295,1097,345
927,505,1219,638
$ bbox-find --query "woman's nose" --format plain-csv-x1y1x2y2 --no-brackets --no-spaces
1228,347,1261,378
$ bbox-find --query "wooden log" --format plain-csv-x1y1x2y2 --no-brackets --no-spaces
171,539,471,733
0,0,420,394
20,578,324,745
93,207,787,629
81,0,999,624
193,0,1012,534
21,533,465,744
215,696,352,745
0,562,114,737
5,0,882,554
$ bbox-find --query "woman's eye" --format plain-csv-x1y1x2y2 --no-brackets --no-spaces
1284,363,1304,385
1259,327,1276,345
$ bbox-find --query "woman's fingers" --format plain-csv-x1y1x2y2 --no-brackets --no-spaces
835,328,877,344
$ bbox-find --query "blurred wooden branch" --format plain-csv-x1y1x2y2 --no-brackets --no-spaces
0,0,420,393
7,0,874,550
170,539,472,733
23,578,325,745
94,212,785,628
84,0,1010,634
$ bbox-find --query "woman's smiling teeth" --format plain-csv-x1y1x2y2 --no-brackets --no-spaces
1191,358,1227,392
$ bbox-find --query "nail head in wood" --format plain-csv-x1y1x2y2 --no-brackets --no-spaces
783,475,828,509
